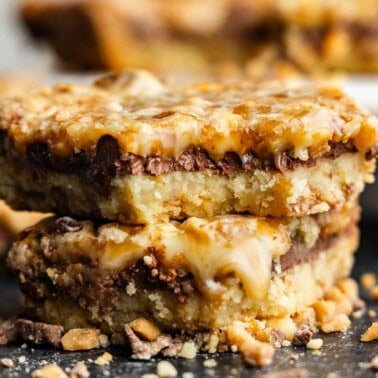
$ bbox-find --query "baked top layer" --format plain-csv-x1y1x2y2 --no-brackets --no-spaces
1,71,377,163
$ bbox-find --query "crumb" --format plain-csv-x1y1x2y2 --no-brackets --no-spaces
226,321,274,367
369,310,377,319
361,322,378,342
321,314,351,333
230,344,238,352
203,359,217,368
18,356,26,363
182,373,194,378
370,356,378,371
124,324,173,360
371,286,378,301
352,310,365,319
69,361,89,378
141,374,159,378
99,334,110,348
0,358,14,368
61,329,100,351
94,352,113,366
326,373,340,378
306,338,323,350
290,353,299,361
258,368,309,377
32,363,67,378
282,340,291,347
178,341,197,359
352,299,366,312
156,361,177,377
361,273,376,290
292,325,313,346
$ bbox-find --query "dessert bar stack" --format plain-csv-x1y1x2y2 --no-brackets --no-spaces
1,71,377,360
20,0,378,74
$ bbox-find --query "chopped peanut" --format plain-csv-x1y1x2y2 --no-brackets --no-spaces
227,321,274,367
61,329,100,351
361,322,378,342
95,352,113,366
306,338,323,350
32,363,67,378
321,314,351,333
130,318,161,341
360,273,376,290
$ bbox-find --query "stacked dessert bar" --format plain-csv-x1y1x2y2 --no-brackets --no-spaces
1,71,377,363
20,0,378,74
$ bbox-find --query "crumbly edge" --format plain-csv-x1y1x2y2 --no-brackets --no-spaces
10,225,357,335
0,153,374,223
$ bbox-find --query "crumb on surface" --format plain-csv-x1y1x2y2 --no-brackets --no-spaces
226,321,275,367
306,338,323,350
178,341,197,359
94,352,113,366
156,360,178,377
32,363,67,378
203,358,217,368
69,361,89,378
0,358,14,368
360,273,376,290
361,322,378,342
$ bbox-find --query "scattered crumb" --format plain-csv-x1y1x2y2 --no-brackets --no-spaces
99,334,110,348
141,374,159,378
182,373,194,378
32,363,67,378
156,361,177,377
203,359,217,368
61,329,100,351
361,273,376,290
311,350,322,356
292,325,313,346
361,322,378,342
321,314,351,333
230,344,238,352
326,373,340,378
18,356,26,363
69,361,89,378
370,356,378,371
178,341,197,359
371,286,378,301
352,310,364,319
94,352,113,366
368,310,377,319
226,321,274,367
258,367,309,377
282,340,291,347
290,353,299,361
0,358,14,368
306,338,323,350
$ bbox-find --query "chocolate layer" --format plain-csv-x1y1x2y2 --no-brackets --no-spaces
10,224,346,315
0,133,361,184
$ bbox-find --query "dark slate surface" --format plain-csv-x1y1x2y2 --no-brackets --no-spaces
0,218,377,378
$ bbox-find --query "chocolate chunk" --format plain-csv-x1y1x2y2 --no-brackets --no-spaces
292,325,313,346
16,319,63,348
146,157,173,176
269,329,285,347
124,324,172,360
55,217,83,233
218,152,242,174
92,135,120,178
